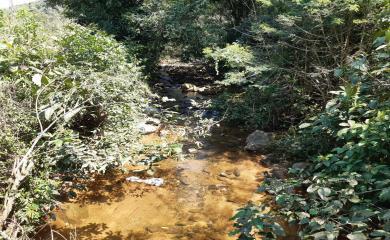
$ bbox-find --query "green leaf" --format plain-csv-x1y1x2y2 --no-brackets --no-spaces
299,122,311,129
334,68,343,77
318,187,332,200
44,104,61,121
370,230,390,238
272,222,285,236
228,229,240,236
347,231,367,240
348,195,360,203
64,107,82,123
379,188,390,202
307,184,318,193
383,210,390,220
348,179,358,187
337,128,349,137
311,231,328,240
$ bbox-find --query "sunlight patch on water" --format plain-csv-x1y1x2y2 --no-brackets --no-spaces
35,131,268,240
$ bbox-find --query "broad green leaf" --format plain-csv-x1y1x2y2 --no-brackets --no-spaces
379,188,390,202
318,187,332,200
370,230,390,238
299,122,312,129
64,107,82,123
347,232,367,240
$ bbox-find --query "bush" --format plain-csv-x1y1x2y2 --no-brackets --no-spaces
231,34,390,239
212,85,309,130
0,8,148,237
46,0,233,66
205,0,388,131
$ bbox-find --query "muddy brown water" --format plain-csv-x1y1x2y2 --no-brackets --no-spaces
35,128,269,240
35,65,275,240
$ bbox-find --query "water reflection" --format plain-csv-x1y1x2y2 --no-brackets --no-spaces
35,128,268,240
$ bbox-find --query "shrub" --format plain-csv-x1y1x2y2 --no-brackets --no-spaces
205,0,388,131
0,8,148,237
46,0,233,66
230,34,390,239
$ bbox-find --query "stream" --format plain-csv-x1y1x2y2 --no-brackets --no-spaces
35,62,270,240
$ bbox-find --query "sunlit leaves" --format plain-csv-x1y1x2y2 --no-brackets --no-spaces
235,32,390,239
347,232,367,240
0,8,148,235
32,73,42,87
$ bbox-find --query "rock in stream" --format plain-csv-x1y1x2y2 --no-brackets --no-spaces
244,130,272,151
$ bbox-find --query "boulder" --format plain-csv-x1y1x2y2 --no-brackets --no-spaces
245,130,272,151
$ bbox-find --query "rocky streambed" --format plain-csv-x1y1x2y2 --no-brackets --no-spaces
35,61,278,240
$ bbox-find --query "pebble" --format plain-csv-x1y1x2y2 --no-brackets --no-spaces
219,172,229,178
233,168,241,177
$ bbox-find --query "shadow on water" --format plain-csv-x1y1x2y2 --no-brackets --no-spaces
35,62,298,240
36,223,151,240
35,133,268,240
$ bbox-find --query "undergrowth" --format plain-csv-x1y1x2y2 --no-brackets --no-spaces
0,7,148,237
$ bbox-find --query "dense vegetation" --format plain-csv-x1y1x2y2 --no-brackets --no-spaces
0,0,389,239
0,7,148,238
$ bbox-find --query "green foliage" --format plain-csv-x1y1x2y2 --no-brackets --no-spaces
231,34,390,239
59,24,129,71
16,175,59,232
0,8,148,235
204,43,264,82
46,0,233,66
212,85,309,130
230,204,285,240
206,0,388,130
0,0,387,239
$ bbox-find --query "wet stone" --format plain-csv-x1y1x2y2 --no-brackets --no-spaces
271,167,288,179
179,178,191,185
233,168,241,177
208,184,227,190
146,226,162,233
219,172,229,178
245,130,272,151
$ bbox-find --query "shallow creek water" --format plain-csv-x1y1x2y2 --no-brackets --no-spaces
35,65,272,240
36,130,268,240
